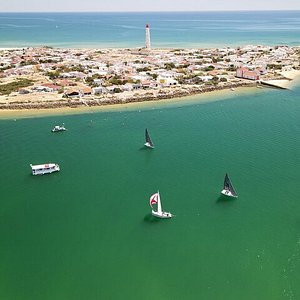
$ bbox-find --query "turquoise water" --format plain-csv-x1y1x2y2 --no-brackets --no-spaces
1,10,300,299
0,11,300,48
1,84,300,299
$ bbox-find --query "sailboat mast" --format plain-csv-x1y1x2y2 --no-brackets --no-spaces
157,191,162,214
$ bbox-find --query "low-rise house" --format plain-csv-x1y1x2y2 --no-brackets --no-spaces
141,80,152,89
55,79,77,86
198,75,213,82
93,86,108,95
60,71,86,79
93,79,104,86
18,89,30,94
132,83,142,90
207,70,220,76
157,75,178,86
80,87,92,95
105,86,120,93
42,83,61,91
121,83,134,92
64,89,80,98
257,66,267,75
32,85,56,92
236,67,260,80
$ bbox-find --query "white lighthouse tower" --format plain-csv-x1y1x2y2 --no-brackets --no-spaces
145,24,151,49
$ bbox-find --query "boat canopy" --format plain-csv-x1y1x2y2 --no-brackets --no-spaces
30,163,56,170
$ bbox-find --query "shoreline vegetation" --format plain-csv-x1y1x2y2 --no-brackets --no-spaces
0,46,300,117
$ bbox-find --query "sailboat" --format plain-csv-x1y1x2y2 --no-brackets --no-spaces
149,191,173,218
144,128,154,149
221,173,238,198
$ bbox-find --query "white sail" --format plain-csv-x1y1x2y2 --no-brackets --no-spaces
156,191,162,214
149,191,172,219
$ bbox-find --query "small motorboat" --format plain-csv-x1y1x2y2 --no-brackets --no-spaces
51,124,66,132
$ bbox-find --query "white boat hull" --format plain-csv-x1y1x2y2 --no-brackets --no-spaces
152,210,173,219
30,163,60,175
144,142,154,149
221,189,238,198
52,127,66,132
51,125,66,132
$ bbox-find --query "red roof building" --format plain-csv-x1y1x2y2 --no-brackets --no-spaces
236,67,260,80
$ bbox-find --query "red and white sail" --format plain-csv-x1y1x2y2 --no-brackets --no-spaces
149,191,162,214
150,192,158,207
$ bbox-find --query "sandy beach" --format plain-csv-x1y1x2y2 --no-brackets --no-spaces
1,73,299,119
260,70,300,89
1,74,299,119
0,85,262,119
280,69,300,80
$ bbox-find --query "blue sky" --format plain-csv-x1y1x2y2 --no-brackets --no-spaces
0,0,299,12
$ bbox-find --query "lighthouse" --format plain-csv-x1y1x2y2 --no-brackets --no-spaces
145,24,151,49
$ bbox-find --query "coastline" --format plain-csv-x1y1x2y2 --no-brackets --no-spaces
260,70,300,89
1,74,300,119
1,45,300,119
0,81,257,119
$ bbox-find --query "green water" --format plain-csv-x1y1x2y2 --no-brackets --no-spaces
1,85,300,300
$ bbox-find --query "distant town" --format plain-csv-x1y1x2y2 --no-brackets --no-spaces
0,44,299,109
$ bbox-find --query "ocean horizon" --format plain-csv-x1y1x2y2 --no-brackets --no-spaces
1,11,300,48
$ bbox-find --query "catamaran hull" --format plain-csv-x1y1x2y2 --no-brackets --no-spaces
152,210,172,218
221,189,238,198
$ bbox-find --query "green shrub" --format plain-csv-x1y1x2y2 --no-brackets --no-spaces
0,79,34,95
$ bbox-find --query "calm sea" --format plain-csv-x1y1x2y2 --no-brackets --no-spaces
1,83,300,299
0,11,300,48
1,10,300,300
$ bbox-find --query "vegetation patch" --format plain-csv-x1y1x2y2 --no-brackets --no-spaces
0,78,34,95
